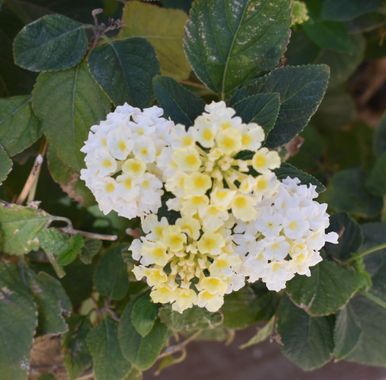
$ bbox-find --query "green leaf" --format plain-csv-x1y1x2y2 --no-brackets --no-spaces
38,228,84,266
0,95,41,156
235,65,330,147
277,297,334,370
47,147,95,207
153,76,205,125
0,202,50,255
366,152,386,196
184,0,291,97
222,285,279,329
119,303,169,370
63,316,92,380
286,261,362,316
159,305,223,334
94,245,129,301
88,38,160,107
322,168,383,218
13,14,88,72
131,294,158,338
334,302,362,360
322,0,382,21
0,263,38,380
0,145,12,185
32,63,111,170
28,271,72,335
160,0,192,12
344,295,386,367
274,163,326,193
231,93,280,135
87,317,131,380
374,112,386,155
324,213,363,261
302,21,356,53
119,1,190,81
79,239,102,264
240,317,275,349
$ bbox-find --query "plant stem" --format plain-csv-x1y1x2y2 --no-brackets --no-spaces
60,226,118,241
346,243,386,264
157,330,201,360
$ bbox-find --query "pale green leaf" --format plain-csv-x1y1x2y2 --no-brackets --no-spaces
240,317,275,349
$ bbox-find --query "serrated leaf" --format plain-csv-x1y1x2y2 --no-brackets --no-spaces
277,297,334,370
32,63,111,171
366,152,386,196
87,317,131,380
240,317,275,349
28,271,72,335
47,147,95,207
322,0,382,21
286,261,362,316
324,213,363,261
0,203,50,255
374,112,386,155
322,168,383,218
344,295,386,367
0,145,12,185
153,76,205,125
94,245,129,301
235,65,330,147
0,95,41,156
119,1,190,81
231,93,280,135
63,316,92,380
274,163,326,193
88,38,160,107
0,263,38,380
184,0,291,97
119,303,169,370
131,294,158,338
334,303,362,360
13,14,88,72
159,305,223,334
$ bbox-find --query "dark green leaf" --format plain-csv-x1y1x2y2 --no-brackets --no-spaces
0,145,12,185
87,317,131,380
28,271,72,335
184,0,291,96
32,63,111,170
277,297,334,370
374,111,386,155
274,163,326,193
302,21,356,53
0,95,41,156
231,93,280,135
324,213,363,261
0,203,50,255
235,65,330,147
13,14,88,72
119,303,169,370
94,245,129,301
153,75,205,125
160,0,192,12
322,0,382,21
322,168,383,218
286,261,362,316
0,263,37,380
79,239,102,265
366,152,386,196
345,295,386,367
334,302,362,360
159,305,223,334
63,316,92,380
131,294,158,338
88,38,159,107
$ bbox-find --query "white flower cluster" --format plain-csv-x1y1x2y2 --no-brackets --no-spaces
80,104,173,219
81,101,339,313
234,177,339,291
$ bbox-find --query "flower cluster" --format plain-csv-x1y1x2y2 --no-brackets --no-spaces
80,104,173,219
82,101,338,313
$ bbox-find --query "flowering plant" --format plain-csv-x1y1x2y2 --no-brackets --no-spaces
0,0,386,379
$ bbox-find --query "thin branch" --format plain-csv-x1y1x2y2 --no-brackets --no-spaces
59,226,118,241
346,243,386,264
157,330,201,360
16,140,48,205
